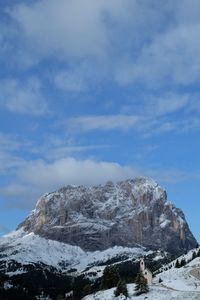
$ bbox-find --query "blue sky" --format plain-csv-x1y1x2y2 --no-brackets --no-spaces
0,0,200,241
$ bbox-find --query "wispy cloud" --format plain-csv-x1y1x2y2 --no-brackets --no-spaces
1,0,200,92
29,139,111,160
0,0,199,93
0,133,22,152
146,168,200,184
43,145,110,160
53,62,97,93
64,91,199,136
0,133,26,174
0,131,112,173
0,151,25,175
54,71,87,93
115,23,200,86
1,0,174,86
67,114,142,132
0,78,48,115
145,94,190,116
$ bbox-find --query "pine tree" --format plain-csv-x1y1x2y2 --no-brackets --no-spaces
159,277,163,283
175,259,180,268
180,258,186,267
197,248,200,257
83,284,92,296
192,251,197,260
56,294,65,300
100,265,120,290
114,280,128,298
134,271,149,296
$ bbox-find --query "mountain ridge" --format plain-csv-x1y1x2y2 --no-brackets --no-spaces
0,177,198,299
17,177,197,254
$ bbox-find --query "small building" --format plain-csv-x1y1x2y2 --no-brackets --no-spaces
140,258,153,285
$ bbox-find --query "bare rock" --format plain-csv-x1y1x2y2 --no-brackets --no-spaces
18,177,197,254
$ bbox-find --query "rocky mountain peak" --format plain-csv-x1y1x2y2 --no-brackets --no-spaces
18,177,197,254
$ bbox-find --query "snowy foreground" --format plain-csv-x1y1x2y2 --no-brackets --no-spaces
1,229,200,299
83,256,200,300
83,284,200,300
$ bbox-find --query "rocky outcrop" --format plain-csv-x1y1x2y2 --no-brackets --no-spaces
18,178,197,254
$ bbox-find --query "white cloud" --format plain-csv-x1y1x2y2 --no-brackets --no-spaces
4,0,200,88
54,68,88,93
0,157,138,208
141,94,190,117
0,183,35,198
44,145,110,160
6,1,170,67
121,93,190,117
143,116,200,137
67,114,141,131
0,156,197,209
0,151,25,175
0,133,27,174
8,0,112,59
0,132,112,174
116,22,200,86
0,78,48,115
64,92,194,134
175,0,200,26
151,94,189,116
29,137,110,159
18,158,137,189
180,117,200,133
0,133,21,151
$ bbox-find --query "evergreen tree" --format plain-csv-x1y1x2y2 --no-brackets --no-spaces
159,277,163,283
100,265,120,290
134,271,149,296
192,251,197,260
83,284,92,296
114,280,128,298
175,259,180,268
56,294,65,300
180,258,186,267
197,248,200,257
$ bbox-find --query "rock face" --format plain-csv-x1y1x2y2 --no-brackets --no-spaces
18,178,197,254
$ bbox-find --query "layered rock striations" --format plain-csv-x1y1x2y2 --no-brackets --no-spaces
18,178,197,254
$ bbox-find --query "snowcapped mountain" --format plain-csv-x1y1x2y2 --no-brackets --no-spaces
0,177,198,299
18,177,196,254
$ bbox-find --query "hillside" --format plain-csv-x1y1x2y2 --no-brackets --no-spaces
84,249,200,300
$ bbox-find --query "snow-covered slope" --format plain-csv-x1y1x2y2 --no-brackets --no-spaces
83,254,200,300
18,177,197,254
0,228,85,269
158,257,200,292
0,229,146,274
156,247,200,291
83,284,200,300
